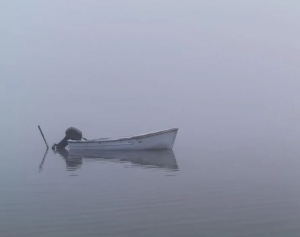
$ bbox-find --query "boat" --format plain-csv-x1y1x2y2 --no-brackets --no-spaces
67,128,178,150
56,149,178,171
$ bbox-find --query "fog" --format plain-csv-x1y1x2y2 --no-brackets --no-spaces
1,0,300,150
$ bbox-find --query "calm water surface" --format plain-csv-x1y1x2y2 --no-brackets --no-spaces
1,1,300,236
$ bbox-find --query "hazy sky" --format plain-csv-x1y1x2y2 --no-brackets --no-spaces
1,1,300,148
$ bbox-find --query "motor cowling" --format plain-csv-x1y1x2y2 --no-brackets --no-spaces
52,127,83,150
66,127,82,140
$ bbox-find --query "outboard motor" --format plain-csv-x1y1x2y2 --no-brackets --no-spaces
52,127,83,150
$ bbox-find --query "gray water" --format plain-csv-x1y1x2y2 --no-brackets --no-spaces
1,1,300,236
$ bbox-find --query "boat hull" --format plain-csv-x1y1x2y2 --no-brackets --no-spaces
67,128,178,150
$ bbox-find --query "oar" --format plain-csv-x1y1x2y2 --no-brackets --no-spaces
38,125,49,149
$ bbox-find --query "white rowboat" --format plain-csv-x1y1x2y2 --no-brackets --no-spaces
67,128,178,150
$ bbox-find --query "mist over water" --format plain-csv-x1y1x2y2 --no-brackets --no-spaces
1,1,300,236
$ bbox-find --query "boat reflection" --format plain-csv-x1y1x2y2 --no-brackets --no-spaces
56,149,179,172
56,149,83,171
